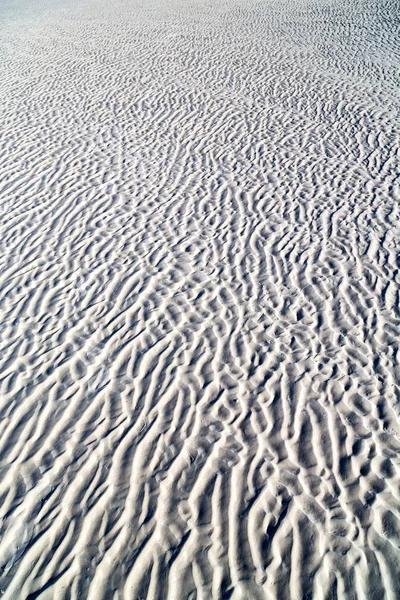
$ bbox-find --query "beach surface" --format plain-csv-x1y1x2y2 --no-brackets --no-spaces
0,0,399,597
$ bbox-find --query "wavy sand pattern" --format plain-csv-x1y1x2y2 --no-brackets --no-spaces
0,0,400,597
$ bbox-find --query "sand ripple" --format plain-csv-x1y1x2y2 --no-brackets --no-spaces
0,0,400,597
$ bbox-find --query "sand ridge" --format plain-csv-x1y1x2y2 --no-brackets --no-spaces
0,0,399,598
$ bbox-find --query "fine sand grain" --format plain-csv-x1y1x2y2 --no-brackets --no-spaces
0,0,399,598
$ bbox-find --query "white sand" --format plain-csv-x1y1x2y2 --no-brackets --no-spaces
0,0,400,597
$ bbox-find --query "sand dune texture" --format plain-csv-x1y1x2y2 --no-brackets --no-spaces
0,0,400,597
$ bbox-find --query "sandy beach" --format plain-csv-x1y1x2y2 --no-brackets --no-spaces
0,0,399,597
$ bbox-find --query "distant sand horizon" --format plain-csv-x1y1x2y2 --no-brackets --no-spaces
0,0,399,598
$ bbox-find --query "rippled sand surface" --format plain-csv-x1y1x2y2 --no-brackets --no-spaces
0,0,399,597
